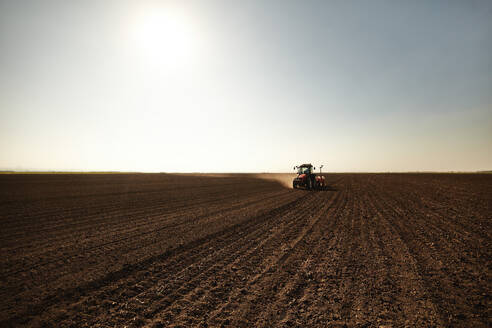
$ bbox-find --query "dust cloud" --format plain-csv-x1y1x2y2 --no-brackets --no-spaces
253,173,296,189
177,173,296,189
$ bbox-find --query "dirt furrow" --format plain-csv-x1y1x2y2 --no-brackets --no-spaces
265,190,348,327
1,173,489,327
1,190,310,325
368,180,490,326
0,181,280,238
202,192,335,327
365,187,442,326
142,193,330,327
0,189,295,278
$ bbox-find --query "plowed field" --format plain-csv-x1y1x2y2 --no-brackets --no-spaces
0,173,490,327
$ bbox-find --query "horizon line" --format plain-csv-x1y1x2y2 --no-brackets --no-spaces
1,170,491,174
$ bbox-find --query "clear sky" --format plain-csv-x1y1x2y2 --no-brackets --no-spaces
1,0,491,172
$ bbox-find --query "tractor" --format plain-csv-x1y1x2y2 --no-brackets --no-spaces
292,164,325,190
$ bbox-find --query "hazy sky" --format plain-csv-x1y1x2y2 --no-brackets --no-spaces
1,0,491,172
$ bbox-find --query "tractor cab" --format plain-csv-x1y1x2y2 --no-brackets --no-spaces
296,165,313,175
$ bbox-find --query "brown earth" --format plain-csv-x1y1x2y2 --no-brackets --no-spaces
0,173,490,327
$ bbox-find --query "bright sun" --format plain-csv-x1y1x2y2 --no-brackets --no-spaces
130,7,195,68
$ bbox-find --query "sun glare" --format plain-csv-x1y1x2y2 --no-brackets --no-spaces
130,7,195,68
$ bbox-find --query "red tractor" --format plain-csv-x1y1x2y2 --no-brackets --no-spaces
293,164,325,190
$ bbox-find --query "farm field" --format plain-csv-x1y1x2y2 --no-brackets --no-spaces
0,173,490,327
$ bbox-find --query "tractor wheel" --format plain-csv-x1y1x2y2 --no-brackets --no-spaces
307,178,312,190
293,181,297,189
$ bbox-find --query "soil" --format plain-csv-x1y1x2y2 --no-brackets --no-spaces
0,173,490,327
